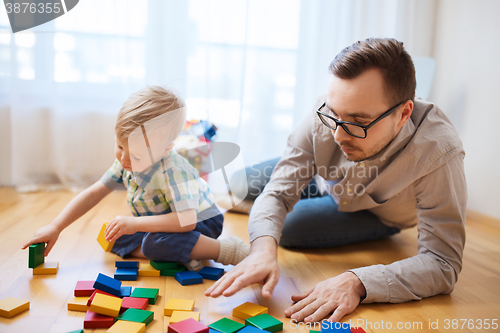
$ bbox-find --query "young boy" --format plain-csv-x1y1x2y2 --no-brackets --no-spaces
22,86,249,269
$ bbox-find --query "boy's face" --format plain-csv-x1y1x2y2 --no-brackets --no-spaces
115,135,174,173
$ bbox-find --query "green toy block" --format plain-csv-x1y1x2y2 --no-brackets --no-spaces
209,317,245,333
66,330,84,333
245,313,283,332
130,288,159,305
150,260,178,270
160,265,187,276
28,243,45,268
117,308,154,325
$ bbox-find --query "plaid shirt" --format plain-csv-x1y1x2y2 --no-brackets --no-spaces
100,150,215,217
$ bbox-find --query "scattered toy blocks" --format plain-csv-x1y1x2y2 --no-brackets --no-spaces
120,286,133,297
115,267,139,281
150,260,178,270
28,243,45,268
32,261,59,275
87,289,118,307
198,267,224,281
0,297,30,318
94,273,122,297
97,222,115,252
67,296,90,312
232,302,268,320
117,308,154,325
138,263,161,277
169,311,200,323
130,287,159,305
320,321,350,332
116,261,139,268
209,317,246,333
89,293,123,317
175,271,203,286
84,310,115,329
168,318,209,333
107,320,146,333
161,265,187,276
121,297,149,311
350,328,366,333
245,313,283,332
164,299,195,316
75,280,95,297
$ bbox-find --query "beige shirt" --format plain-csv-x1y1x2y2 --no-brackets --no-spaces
248,97,467,303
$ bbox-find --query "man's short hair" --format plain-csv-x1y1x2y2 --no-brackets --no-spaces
329,38,416,106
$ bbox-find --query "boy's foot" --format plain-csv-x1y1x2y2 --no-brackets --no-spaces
216,236,250,265
184,259,204,272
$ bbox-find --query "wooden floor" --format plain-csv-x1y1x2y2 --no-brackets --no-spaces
0,188,499,333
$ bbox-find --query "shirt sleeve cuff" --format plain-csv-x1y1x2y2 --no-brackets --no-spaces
348,265,391,303
100,174,126,191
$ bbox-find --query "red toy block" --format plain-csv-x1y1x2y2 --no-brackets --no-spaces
83,310,115,329
87,289,118,307
168,318,209,333
74,281,95,297
121,297,149,311
350,328,366,333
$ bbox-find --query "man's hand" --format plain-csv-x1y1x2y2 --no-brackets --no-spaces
205,236,279,299
284,272,366,323
22,224,61,256
105,215,138,242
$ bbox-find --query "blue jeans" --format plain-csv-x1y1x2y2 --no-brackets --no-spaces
232,158,400,249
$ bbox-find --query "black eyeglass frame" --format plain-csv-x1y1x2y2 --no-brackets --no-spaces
316,101,406,139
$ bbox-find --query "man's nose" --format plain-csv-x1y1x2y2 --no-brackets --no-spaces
333,125,351,142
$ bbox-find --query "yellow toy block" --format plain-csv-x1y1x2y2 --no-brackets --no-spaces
232,302,268,320
0,297,30,318
138,263,160,277
97,222,115,252
107,320,146,333
164,298,195,316
89,292,123,317
67,296,90,312
32,261,59,275
169,311,200,323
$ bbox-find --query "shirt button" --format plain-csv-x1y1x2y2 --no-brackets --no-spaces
343,201,348,205
359,162,365,167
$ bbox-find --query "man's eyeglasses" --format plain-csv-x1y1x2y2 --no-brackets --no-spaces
316,101,405,139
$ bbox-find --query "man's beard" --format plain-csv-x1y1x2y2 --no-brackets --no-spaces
336,127,397,162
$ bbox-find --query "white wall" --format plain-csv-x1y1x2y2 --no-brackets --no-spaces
0,106,11,186
431,0,500,219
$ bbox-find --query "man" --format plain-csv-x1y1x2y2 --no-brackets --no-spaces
206,38,467,323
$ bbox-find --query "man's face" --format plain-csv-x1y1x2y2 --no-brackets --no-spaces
326,68,412,162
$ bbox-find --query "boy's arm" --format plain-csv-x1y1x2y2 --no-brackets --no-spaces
22,180,113,255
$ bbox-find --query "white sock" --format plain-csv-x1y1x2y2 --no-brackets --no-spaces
184,259,204,272
216,236,250,265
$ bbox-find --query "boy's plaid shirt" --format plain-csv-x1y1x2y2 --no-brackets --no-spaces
101,150,215,217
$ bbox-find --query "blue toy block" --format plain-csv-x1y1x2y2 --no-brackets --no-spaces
320,321,350,332
238,326,269,333
198,267,224,281
174,271,203,286
119,286,132,297
114,267,139,281
93,273,122,297
116,261,139,268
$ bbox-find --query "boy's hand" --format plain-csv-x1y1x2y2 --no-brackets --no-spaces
105,216,138,243
22,224,61,256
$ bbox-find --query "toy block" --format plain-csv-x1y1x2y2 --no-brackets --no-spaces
198,267,224,280
175,271,203,286
138,263,161,276
97,222,115,252
32,261,59,275
350,328,366,333
115,267,139,281
169,311,200,323
169,318,210,333
233,302,268,320
66,330,84,333
238,326,269,333
0,297,30,318
245,313,283,332
117,308,154,325
150,260,178,270
28,242,45,268
89,293,123,317
130,287,159,305
84,310,115,329
209,317,245,333
87,289,118,307
116,261,139,268
120,286,132,297
75,280,95,297
121,297,149,311
320,321,350,332
67,296,90,312
161,265,187,276
94,273,122,297
164,298,195,316
107,320,146,333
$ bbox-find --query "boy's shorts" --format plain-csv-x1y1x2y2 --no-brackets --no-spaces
111,205,223,263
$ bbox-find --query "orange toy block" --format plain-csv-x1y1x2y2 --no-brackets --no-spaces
164,299,195,316
68,296,90,312
107,320,146,333
169,311,200,323
138,263,160,277
32,261,59,275
89,292,123,317
0,297,30,318
97,222,115,252
232,302,268,320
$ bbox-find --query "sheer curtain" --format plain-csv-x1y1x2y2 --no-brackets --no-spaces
0,0,437,191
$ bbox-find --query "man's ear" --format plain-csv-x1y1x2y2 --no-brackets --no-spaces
397,100,413,128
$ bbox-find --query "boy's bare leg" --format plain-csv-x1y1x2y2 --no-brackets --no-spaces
189,235,220,260
131,244,147,258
